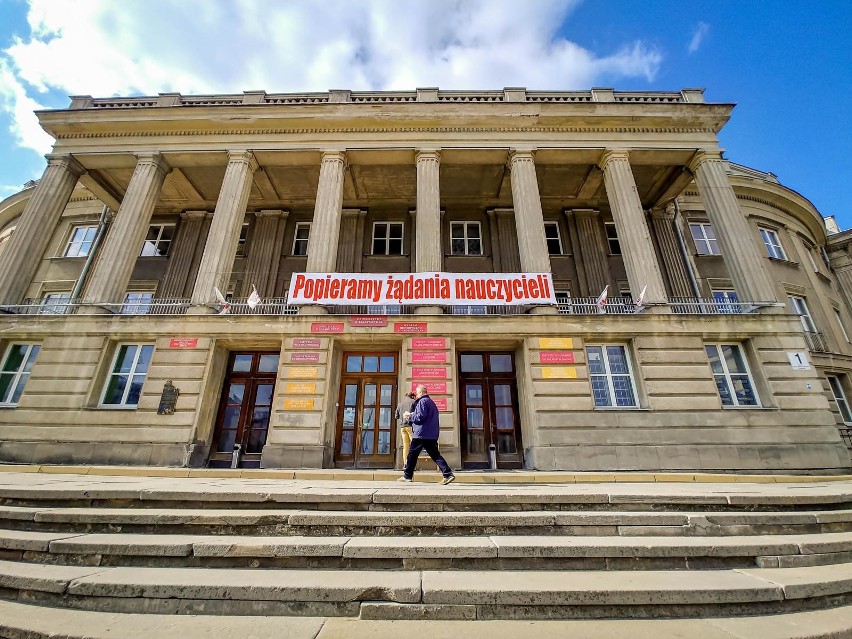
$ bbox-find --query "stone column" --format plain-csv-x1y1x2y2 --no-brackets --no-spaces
0,154,85,304
80,153,171,312
600,151,668,305
572,209,609,297
335,209,366,272
508,150,551,274
689,152,778,303
189,151,258,311
415,150,443,314
305,151,346,273
159,210,208,298
650,203,694,299
488,209,521,273
243,209,288,297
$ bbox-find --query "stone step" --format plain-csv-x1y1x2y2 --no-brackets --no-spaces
3,505,851,537
3,599,852,639
1,559,851,618
3,529,852,570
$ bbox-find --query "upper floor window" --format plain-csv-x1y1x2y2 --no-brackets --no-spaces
450,222,482,256
122,292,154,315
292,223,310,256
827,375,852,424
760,227,787,261
235,223,249,257
789,295,817,333
705,343,759,407
140,224,175,257
0,343,40,406
835,308,850,343
39,293,71,315
690,223,720,255
586,344,637,408
605,223,621,255
101,344,154,407
372,222,404,255
64,225,97,258
544,222,563,255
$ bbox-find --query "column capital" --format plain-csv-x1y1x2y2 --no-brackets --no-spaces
570,208,601,219
688,150,724,173
598,150,630,171
134,152,172,176
45,153,86,177
255,209,289,220
181,210,209,221
487,207,515,219
227,150,259,172
650,203,676,220
415,149,441,163
341,208,366,219
508,148,536,163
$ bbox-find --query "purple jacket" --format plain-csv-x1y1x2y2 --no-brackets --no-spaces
409,394,440,439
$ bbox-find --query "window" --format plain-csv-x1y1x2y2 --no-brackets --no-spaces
690,223,720,255
802,242,820,273
835,308,850,343
292,223,310,256
372,222,404,255
544,222,563,255
122,292,154,315
712,290,740,313
827,375,852,424
101,344,154,407
450,222,482,256
605,223,621,255
64,226,97,258
140,224,175,257
789,296,817,333
586,345,637,407
705,344,759,407
39,293,71,315
235,223,249,257
555,291,572,314
760,227,787,260
0,343,40,406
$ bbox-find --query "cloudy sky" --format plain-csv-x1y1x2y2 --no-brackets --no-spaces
0,0,850,228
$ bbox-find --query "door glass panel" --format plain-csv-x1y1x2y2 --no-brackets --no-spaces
379,356,395,372
497,432,517,454
379,407,392,429
495,406,514,429
490,354,512,373
346,356,362,373
493,384,511,406
343,407,356,427
360,430,374,455
362,406,376,429
232,355,252,372
467,429,485,454
218,427,237,451
461,354,484,372
378,431,391,454
247,427,268,453
466,384,483,405
226,383,245,406
467,407,484,428
257,354,279,373
364,356,379,372
364,383,377,406
340,430,354,454
255,384,273,406
380,384,392,405
251,406,270,429
344,383,358,407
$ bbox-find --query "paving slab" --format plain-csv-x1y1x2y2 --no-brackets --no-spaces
555,512,689,526
0,559,106,593
0,505,46,521
739,562,852,599
0,529,83,551
420,569,783,605
343,536,497,559
32,507,294,525
289,510,556,526
49,533,201,556
66,566,422,602
192,536,348,557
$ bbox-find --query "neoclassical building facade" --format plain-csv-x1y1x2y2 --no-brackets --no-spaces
0,87,849,473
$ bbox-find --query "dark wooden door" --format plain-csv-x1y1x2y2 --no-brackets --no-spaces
459,352,523,469
209,352,279,468
335,352,398,468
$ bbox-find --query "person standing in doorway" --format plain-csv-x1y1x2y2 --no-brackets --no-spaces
398,384,455,485
395,391,416,468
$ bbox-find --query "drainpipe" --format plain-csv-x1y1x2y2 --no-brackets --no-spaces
70,205,111,301
672,198,702,298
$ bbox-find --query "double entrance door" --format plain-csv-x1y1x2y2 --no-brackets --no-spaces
459,351,523,469
209,351,279,468
334,352,398,468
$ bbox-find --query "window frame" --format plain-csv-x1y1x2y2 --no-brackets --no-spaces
0,343,40,407
292,222,311,256
585,343,638,408
139,223,175,257
450,221,483,256
834,308,850,343
100,343,155,409
604,223,621,255
827,375,852,424
689,222,721,256
544,221,563,256
122,292,155,315
789,295,818,333
39,292,72,315
63,225,98,258
759,227,787,261
705,343,760,408
371,221,405,256
234,223,250,258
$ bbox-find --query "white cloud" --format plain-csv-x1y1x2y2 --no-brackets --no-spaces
688,22,710,54
0,59,53,155
1,0,665,155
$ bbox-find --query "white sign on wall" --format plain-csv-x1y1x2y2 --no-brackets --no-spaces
787,351,811,370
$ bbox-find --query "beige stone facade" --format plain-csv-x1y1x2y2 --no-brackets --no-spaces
0,87,849,473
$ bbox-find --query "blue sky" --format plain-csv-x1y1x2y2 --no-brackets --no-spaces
1,0,850,229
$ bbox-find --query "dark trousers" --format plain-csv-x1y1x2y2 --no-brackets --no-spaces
403,437,453,479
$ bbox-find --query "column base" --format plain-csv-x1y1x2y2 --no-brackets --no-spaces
261,444,330,468
185,305,217,316
528,305,559,315
298,305,329,315
75,305,115,316
414,305,444,315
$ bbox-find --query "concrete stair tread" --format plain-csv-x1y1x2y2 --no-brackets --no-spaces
3,600,852,639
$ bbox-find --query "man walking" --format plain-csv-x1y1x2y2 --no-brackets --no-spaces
398,384,455,485
395,391,416,467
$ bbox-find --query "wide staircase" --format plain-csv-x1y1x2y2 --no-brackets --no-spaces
1,468,852,637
